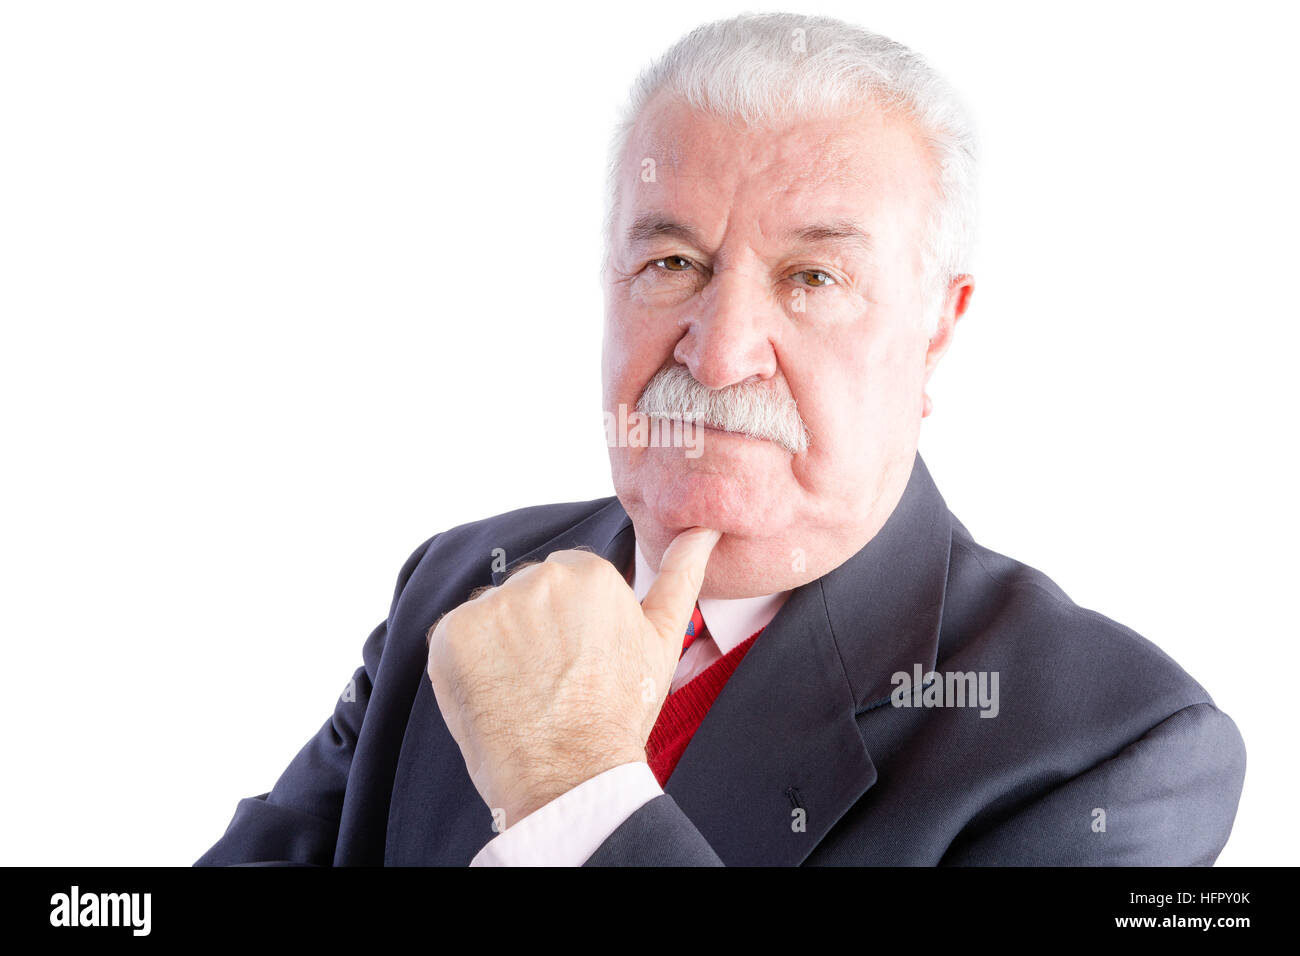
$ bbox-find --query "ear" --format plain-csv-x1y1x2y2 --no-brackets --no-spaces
922,274,975,418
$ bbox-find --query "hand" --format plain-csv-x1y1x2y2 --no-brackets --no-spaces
425,526,721,828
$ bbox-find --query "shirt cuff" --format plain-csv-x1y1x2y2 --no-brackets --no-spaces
469,761,664,866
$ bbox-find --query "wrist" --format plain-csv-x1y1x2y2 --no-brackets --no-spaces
496,748,647,827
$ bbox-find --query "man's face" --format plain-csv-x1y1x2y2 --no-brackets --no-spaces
602,93,969,597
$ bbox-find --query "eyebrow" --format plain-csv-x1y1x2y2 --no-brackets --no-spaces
624,213,874,260
786,220,875,257
625,214,704,249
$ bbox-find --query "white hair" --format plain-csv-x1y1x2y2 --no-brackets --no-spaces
603,12,979,335
636,362,811,454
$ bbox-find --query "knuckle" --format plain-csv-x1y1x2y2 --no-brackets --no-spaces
531,559,568,586
502,558,542,584
595,555,628,588
425,613,446,649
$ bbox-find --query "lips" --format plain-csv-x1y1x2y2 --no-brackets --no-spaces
657,415,772,444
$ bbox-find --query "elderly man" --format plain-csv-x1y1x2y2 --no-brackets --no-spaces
197,13,1245,866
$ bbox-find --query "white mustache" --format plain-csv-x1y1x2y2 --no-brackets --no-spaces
635,365,811,454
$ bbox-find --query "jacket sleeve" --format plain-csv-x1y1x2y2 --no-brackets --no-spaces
194,535,436,866
583,794,725,866
940,701,1247,866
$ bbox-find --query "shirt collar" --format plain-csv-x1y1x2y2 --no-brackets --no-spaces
631,541,789,655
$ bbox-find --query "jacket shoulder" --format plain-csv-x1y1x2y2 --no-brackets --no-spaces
416,496,620,566
933,520,1245,863
942,519,1220,735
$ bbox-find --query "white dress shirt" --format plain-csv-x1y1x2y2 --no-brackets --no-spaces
470,541,788,866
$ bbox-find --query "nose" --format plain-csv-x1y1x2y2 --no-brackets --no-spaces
672,267,779,390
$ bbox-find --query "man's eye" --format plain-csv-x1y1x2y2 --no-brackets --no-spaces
795,270,836,287
652,256,693,272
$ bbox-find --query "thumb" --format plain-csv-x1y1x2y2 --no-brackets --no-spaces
641,527,722,643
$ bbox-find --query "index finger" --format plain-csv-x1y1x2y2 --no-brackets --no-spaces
640,527,722,643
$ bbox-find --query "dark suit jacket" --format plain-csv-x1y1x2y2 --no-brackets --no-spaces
196,454,1246,866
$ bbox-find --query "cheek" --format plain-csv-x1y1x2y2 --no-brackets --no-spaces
787,328,925,469
784,334,874,437
602,294,682,407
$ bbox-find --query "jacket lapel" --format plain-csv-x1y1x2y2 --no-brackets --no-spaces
661,453,953,865
662,579,878,865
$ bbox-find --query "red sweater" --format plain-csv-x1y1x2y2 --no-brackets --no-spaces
645,629,762,786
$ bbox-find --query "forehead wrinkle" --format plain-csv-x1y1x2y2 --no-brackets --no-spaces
624,110,908,267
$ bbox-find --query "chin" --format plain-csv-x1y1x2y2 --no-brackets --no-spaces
642,468,795,535
696,537,815,599
656,503,782,541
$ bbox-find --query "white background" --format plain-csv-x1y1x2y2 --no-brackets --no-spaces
1,0,1295,866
